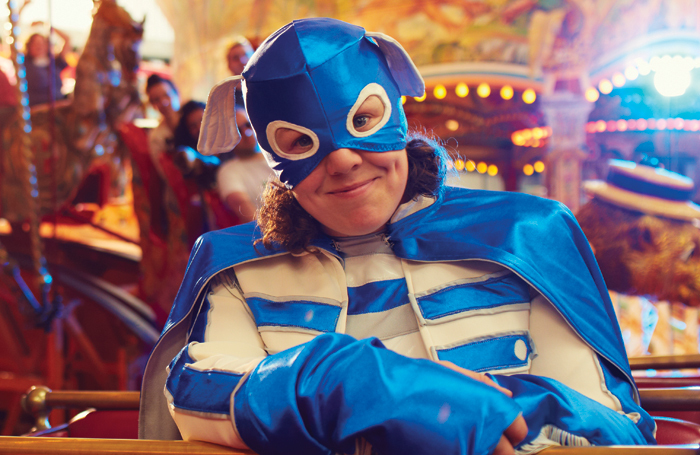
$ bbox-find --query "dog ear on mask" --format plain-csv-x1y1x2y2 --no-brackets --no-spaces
198,76,242,155
365,32,424,98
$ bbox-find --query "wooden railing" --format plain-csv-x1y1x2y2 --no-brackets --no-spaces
629,354,700,371
0,438,695,455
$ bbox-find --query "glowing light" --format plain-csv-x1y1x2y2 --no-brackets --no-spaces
649,56,662,72
683,56,695,71
477,83,491,98
674,118,684,130
476,162,488,174
455,83,469,97
584,87,599,102
627,119,637,130
522,88,536,104
401,96,406,105
532,127,544,139
624,66,639,81
637,59,651,75
612,72,626,87
691,120,700,131
654,57,691,96
487,164,498,176
543,127,552,137
523,164,534,176
616,120,627,131
434,84,447,99
606,120,617,132
466,160,476,172
445,119,459,131
511,132,525,146
500,85,514,100
521,129,532,141
3,22,11,30
656,118,667,130
6,36,13,44
534,161,545,173
454,159,465,171
586,122,597,133
598,79,613,95
647,119,656,129
637,119,648,131
695,57,700,68
414,92,427,102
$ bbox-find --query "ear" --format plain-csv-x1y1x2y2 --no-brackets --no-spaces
197,76,242,156
365,32,424,97
628,216,659,252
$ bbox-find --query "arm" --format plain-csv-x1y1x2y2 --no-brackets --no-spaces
489,294,655,453
166,273,525,455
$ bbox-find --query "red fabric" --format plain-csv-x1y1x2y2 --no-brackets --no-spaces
654,416,700,445
0,70,17,108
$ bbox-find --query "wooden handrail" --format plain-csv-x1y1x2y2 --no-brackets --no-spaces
629,354,700,370
44,390,140,409
0,437,251,454
0,438,694,455
639,387,700,411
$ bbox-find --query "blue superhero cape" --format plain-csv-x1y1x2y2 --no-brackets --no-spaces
140,186,650,442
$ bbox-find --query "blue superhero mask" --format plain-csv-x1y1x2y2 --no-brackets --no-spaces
198,17,424,188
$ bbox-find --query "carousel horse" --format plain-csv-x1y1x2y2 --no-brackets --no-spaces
0,0,144,224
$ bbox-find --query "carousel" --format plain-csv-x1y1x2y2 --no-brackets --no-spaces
0,0,698,453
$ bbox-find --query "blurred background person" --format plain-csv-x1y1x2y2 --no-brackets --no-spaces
145,74,180,178
24,22,70,106
216,106,272,223
226,37,253,107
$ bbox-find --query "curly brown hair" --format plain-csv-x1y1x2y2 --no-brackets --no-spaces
255,132,449,254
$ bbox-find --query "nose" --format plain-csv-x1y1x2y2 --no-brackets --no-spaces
324,148,363,175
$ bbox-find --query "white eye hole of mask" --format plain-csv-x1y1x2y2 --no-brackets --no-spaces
266,120,320,160
346,83,392,138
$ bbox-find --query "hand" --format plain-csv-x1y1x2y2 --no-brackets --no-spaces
435,360,513,397
493,415,528,455
435,360,528,454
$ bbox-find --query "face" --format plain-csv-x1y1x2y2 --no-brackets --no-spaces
186,108,204,140
284,96,408,237
27,35,48,59
236,109,257,150
147,82,180,115
227,44,252,76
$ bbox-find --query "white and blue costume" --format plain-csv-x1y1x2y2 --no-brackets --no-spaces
139,17,655,455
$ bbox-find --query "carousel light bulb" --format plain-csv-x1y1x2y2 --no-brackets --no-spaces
585,87,599,102
476,162,487,174
466,160,476,172
477,83,491,98
414,92,427,102
434,84,447,99
637,59,651,75
598,79,613,95
624,66,639,81
455,83,469,97
522,88,536,104
500,85,514,100
612,72,626,87
487,164,498,176
454,159,465,171
534,161,545,173
523,164,534,176
654,60,691,97
445,119,459,131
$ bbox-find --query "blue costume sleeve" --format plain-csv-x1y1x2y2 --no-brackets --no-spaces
490,373,656,450
233,332,523,455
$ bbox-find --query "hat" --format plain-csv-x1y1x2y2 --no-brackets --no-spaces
198,17,424,188
583,159,700,221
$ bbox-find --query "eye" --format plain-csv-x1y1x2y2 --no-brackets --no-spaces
275,128,314,155
351,95,384,133
346,83,392,137
353,115,369,129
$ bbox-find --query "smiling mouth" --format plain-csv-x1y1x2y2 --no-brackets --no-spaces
329,178,377,195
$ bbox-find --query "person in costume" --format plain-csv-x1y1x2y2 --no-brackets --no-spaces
139,18,655,455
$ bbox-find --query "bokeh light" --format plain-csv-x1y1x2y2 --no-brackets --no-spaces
455,83,469,98
476,162,487,174
522,88,536,104
500,85,514,100
445,119,459,131
598,79,613,95
585,87,599,103
487,164,498,176
434,84,447,99
534,161,545,173
477,83,491,98
414,92,427,102
612,72,626,87
523,164,534,176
